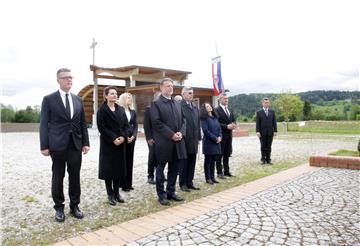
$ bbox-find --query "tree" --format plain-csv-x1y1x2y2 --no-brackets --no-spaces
1,104,16,122
273,92,303,130
303,100,312,120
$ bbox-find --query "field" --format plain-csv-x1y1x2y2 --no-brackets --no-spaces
286,120,360,134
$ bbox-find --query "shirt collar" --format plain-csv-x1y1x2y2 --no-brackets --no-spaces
59,89,71,97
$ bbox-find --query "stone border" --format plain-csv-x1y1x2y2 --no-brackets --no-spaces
309,155,360,170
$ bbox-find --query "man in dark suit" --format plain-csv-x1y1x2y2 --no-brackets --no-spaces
40,68,90,222
150,78,187,206
143,91,161,184
215,93,237,178
179,87,201,192
256,97,277,164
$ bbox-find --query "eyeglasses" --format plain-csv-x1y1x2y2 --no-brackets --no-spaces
59,76,73,80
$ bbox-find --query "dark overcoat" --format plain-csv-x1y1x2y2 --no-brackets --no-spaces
201,116,222,155
97,103,129,180
150,95,187,164
180,100,201,155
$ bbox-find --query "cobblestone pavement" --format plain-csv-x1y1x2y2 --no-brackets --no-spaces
129,168,360,246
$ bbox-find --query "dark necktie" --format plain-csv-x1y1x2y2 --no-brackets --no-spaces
65,93,71,118
225,106,230,117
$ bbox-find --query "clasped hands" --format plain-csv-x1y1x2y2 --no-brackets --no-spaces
113,136,125,146
171,132,183,142
227,123,237,130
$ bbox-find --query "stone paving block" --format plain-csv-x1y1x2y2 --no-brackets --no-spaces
52,240,72,246
106,225,140,242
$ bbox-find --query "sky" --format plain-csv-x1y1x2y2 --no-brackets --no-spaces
1,0,359,109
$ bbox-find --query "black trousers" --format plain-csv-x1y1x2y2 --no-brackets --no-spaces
50,137,82,211
260,135,273,162
216,138,232,175
156,147,181,199
147,143,156,179
204,155,216,181
179,153,196,187
123,141,135,189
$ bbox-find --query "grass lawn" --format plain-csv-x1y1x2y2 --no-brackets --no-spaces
329,149,360,157
287,121,360,134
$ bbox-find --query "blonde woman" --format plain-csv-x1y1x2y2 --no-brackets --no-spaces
118,92,138,192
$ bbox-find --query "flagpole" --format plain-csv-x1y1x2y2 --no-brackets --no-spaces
215,41,219,57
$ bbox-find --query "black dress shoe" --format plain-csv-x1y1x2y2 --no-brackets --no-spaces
267,161,273,165
212,179,219,183
261,160,266,165
224,172,234,177
180,185,190,192
130,187,134,190
70,206,84,219
114,193,125,203
159,198,170,206
167,194,183,202
206,179,214,184
147,178,156,184
108,195,116,206
217,174,226,179
55,210,65,222
122,188,130,192
188,185,200,190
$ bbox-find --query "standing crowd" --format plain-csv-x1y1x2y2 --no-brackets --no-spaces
40,68,277,222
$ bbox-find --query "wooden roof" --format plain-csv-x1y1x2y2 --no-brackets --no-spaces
90,65,191,84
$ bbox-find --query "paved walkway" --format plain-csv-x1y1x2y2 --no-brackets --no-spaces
53,164,360,245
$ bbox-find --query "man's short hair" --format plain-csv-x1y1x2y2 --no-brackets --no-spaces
56,68,71,79
262,97,269,102
181,86,193,95
159,77,174,86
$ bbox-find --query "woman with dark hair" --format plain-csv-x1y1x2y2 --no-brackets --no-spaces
200,102,222,184
97,86,129,205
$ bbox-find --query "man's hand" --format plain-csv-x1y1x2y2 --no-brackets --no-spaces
216,136,222,144
41,149,50,156
128,136,135,143
147,139,155,145
274,132,277,137
82,146,90,154
256,132,261,138
171,132,183,142
227,123,237,130
113,137,125,146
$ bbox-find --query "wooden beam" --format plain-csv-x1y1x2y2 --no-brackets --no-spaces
95,68,139,78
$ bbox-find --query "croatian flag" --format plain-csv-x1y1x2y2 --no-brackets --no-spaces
212,56,224,96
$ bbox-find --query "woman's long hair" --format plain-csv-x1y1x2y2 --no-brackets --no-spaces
200,102,218,120
118,92,134,110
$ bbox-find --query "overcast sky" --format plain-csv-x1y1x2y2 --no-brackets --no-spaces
1,0,359,109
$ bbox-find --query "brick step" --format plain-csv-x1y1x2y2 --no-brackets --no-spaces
309,155,360,170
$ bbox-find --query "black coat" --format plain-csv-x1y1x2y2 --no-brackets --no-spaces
97,103,129,180
125,109,138,139
150,95,187,164
181,100,201,155
143,106,153,141
40,91,89,151
201,116,222,155
256,109,277,136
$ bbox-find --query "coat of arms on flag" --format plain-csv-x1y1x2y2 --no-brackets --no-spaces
212,56,224,96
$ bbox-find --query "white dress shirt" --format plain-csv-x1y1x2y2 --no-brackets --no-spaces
59,89,74,118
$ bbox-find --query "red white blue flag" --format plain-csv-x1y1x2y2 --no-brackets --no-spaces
212,56,224,96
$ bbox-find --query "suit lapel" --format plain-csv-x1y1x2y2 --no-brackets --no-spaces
55,91,69,119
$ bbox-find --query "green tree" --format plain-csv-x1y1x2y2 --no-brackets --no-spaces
273,92,303,130
1,104,16,122
14,106,40,123
303,100,312,120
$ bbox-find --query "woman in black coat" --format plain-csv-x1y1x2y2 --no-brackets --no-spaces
200,102,222,184
118,92,138,192
97,86,129,205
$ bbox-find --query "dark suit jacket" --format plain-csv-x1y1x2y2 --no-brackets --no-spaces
150,95,187,163
126,109,138,139
143,106,153,141
97,103,128,180
181,100,201,155
40,90,89,151
201,116,222,155
215,105,236,140
256,108,277,136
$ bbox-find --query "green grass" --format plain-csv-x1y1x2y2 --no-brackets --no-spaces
287,120,360,134
329,149,360,157
21,196,37,203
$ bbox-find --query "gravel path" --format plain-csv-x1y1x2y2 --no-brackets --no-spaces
1,130,357,245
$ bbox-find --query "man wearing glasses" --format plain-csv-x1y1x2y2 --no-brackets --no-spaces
40,68,90,222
